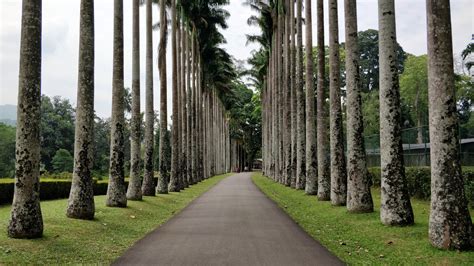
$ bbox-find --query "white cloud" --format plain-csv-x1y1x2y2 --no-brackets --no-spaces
0,0,472,119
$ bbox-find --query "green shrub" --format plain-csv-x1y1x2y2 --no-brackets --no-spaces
368,167,474,206
0,177,159,205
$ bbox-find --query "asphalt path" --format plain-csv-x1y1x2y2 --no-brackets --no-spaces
114,172,344,266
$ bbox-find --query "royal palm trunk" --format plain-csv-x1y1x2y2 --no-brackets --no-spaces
157,0,169,194
426,0,472,250
8,0,44,238
345,0,373,213
304,0,317,194
142,0,155,196
316,0,330,201
378,0,413,224
127,0,143,200
67,0,96,219
328,0,347,206
106,0,127,208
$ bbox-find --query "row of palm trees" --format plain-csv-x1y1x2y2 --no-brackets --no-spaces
256,0,471,250
8,0,233,239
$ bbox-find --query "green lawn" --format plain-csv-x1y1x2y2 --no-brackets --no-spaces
252,172,474,266
0,173,231,264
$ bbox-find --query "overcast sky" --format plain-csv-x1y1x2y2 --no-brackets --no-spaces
0,0,472,121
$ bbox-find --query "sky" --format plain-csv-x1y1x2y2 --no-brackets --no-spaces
0,0,472,122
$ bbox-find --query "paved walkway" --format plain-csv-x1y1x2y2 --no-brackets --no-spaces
114,172,344,266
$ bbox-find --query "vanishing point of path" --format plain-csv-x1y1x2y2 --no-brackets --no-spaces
114,172,344,266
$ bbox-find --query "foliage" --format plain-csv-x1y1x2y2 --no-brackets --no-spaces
0,174,231,264
40,95,75,171
348,29,406,92
224,80,262,165
368,167,474,207
252,173,474,265
0,123,16,178
51,149,74,173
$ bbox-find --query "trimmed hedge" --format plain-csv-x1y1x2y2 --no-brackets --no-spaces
368,167,474,206
0,178,158,205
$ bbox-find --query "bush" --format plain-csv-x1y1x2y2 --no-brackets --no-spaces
368,167,474,207
0,177,159,205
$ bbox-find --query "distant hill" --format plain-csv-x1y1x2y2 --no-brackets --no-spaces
0,105,16,126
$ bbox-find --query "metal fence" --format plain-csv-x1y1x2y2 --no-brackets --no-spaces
364,126,474,167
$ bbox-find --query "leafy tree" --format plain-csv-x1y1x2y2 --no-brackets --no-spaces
0,123,16,177
400,55,429,143
52,149,74,173
40,95,75,171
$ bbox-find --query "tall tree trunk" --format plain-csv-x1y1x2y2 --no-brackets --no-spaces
127,0,143,200
426,0,472,250
290,0,297,188
283,0,292,187
186,31,193,185
345,0,373,213
169,0,180,192
328,0,347,206
180,19,188,188
316,0,330,201
176,14,183,190
304,0,317,194
157,0,169,194
378,0,413,224
8,0,43,238
295,1,306,187
142,0,155,196
106,0,127,208
67,0,96,219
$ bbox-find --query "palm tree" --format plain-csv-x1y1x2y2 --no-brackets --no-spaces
181,17,189,188
304,0,316,194
289,0,297,187
328,0,346,206
169,0,180,192
344,0,373,213
316,0,330,201
142,0,155,196
67,0,96,219
378,0,413,224
283,0,292,187
157,0,169,194
106,0,127,208
426,0,472,250
8,0,43,238
295,0,305,189
127,0,143,200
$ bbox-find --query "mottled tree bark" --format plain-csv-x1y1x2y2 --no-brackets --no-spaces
180,21,188,188
186,31,193,185
304,0,317,194
67,0,96,219
169,0,180,192
328,0,347,206
283,0,292,187
316,0,330,201
156,0,169,194
127,0,143,201
290,0,297,187
295,0,306,190
378,0,413,224
106,0,127,208
426,0,472,250
345,0,373,213
141,0,155,196
8,0,43,238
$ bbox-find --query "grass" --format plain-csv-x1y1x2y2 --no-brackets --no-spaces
251,172,474,265
0,173,231,264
